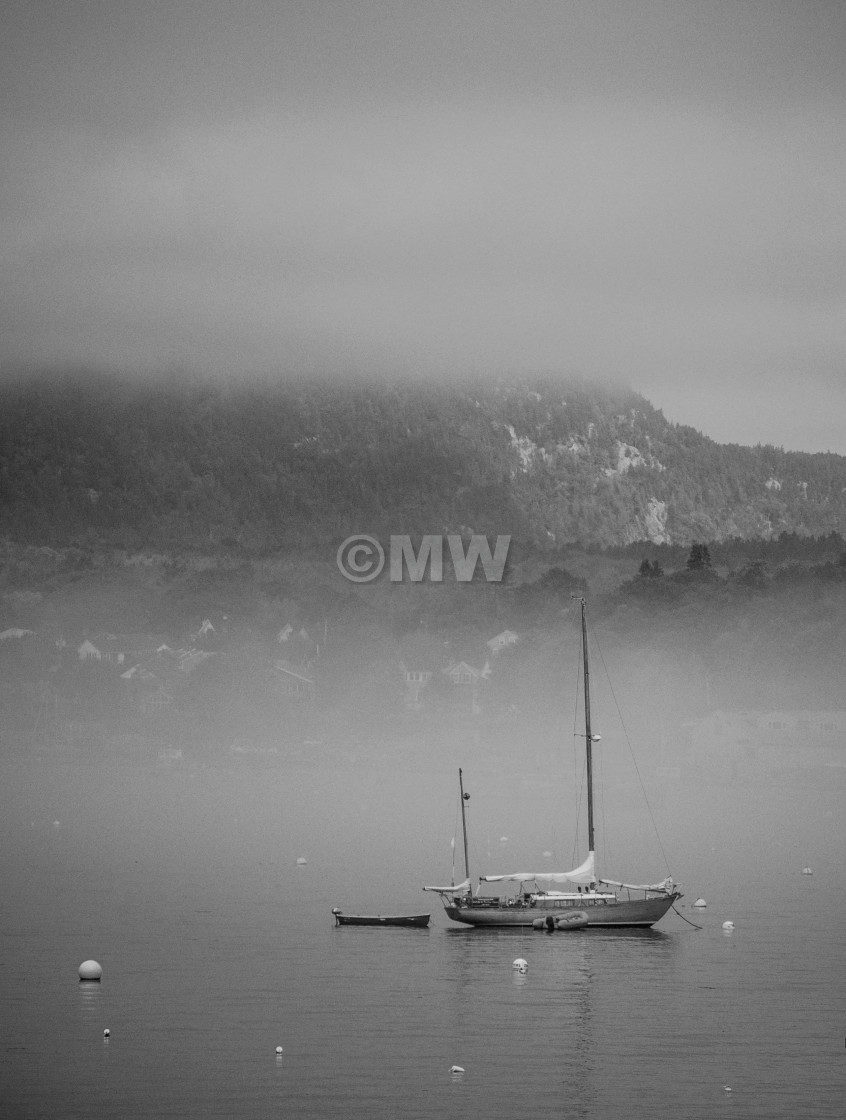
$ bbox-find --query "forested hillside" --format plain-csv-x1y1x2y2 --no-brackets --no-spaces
3,370,846,550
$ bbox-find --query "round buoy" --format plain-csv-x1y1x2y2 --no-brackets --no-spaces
275,1046,283,1054
532,917,545,930
78,960,103,982
53,821,61,829
723,1086,732,1093
722,920,734,930
512,957,528,971
449,1065,465,1075
802,867,813,875
693,898,707,908
542,850,552,859
103,1028,110,1038
296,857,307,865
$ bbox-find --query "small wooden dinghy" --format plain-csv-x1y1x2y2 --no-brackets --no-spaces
332,908,430,927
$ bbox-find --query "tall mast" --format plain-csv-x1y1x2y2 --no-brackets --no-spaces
577,597,596,854
458,768,471,883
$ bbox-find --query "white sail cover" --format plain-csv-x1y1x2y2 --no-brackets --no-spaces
422,878,471,894
598,876,674,892
481,851,596,886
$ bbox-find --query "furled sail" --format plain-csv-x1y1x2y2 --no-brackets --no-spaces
481,851,596,886
423,878,471,894
598,875,675,893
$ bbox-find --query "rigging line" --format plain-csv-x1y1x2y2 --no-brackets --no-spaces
572,628,582,786
451,794,460,884
462,795,484,889
590,628,673,878
571,626,586,866
597,731,609,868
571,754,587,867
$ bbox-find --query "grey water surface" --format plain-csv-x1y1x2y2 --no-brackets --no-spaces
1,755,844,1119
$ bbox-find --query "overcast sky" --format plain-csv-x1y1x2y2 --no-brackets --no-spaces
3,1,844,451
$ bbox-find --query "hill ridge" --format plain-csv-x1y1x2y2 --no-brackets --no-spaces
2,371,845,549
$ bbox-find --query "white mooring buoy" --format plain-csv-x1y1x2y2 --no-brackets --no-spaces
512,958,528,972
275,1046,283,1054
802,867,813,875
722,920,735,930
449,1065,465,1075
693,898,707,908
78,960,103,982
103,1028,110,1038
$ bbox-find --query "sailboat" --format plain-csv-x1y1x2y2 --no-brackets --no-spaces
424,597,681,928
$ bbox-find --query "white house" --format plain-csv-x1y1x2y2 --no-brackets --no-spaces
399,662,433,710
486,630,519,655
273,661,315,700
0,628,35,641
444,661,491,685
443,661,490,716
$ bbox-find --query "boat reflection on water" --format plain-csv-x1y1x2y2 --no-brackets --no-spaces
77,977,102,1019
438,919,678,1116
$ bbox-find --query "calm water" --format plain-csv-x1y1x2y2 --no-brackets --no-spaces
1,755,844,1119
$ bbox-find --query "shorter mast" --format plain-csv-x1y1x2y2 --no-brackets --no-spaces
458,768,471,884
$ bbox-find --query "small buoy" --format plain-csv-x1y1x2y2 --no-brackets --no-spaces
512,958,528,971
722,920,734,930
723,1086,732,1092
693,898,707,908
449,1065,465,1075
275,1046,283,1054
499,836,508,843
802,867,813,875
542,850,552,859
103,1028,110,1038
78,960,103,982
53,820,61,829
296,857,307,865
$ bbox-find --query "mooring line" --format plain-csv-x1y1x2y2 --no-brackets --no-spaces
672,904,703,930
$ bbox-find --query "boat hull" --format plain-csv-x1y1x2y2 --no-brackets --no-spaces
334,913,430,927
444,893,679,929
